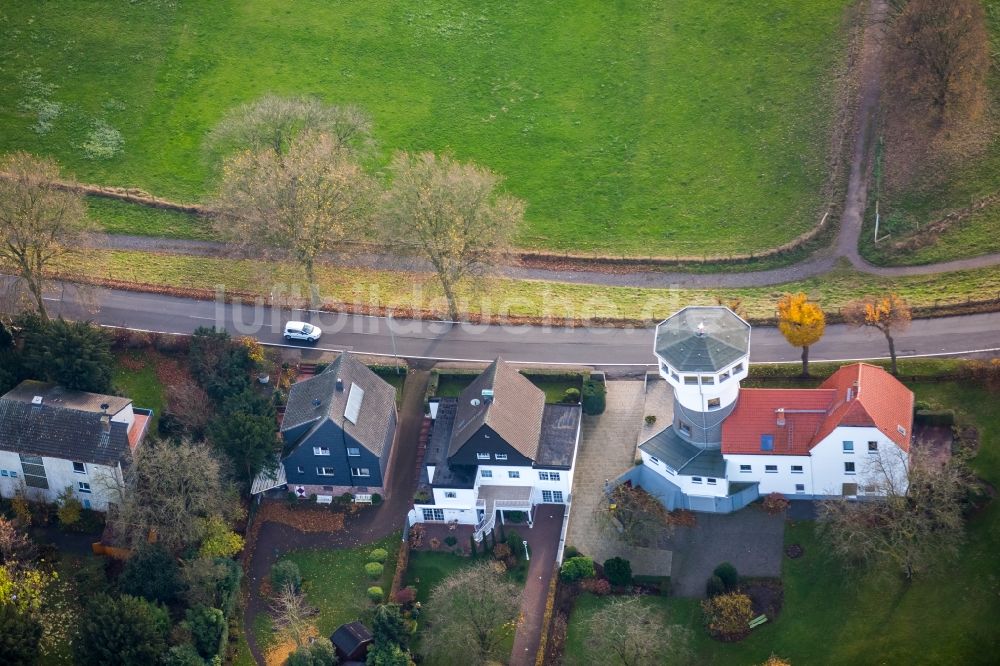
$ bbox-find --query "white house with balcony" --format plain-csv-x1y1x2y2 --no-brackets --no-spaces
625,306,913,513
0,381,152,511
408,358,582,542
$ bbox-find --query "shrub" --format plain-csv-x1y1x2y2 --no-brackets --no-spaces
505,530,523,556
580,578,612,595
603,557,633,587
164,643,204,666
56,488,83,528
81,120,124,159
644,414,657,425
713,562,739,591
395,586,417,606
761,492,790,515
270,560,302,593
444,536,457,547
470,535,478,557
563,545,581,560
367,586,384,602
185,605,225,659
371,493,383,506
706,574,726,598
369,548,389,563
365,562,385,579
562,387,581,403
582,380,606,415
288,637,336,666
492,543,512,560
506,511,525,524
559,556,595,582
198,516,244,559
701,592,754,641
119,545,181,604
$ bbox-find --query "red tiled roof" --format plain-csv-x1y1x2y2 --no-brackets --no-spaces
721,363,914,455
815,363,914,451
721,389,836,456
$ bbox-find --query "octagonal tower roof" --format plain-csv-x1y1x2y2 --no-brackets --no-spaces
654,306,750,373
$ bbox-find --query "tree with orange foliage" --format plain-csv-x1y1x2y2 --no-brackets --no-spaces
777,293,826,377
843,294,912,375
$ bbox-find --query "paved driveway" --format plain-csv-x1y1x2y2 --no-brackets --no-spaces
667,509,785,597
564,381,671,575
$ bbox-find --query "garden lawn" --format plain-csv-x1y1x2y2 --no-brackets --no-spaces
564,380,1000,665
861,1,1000,266
112,351,165,432
40,249,1000,322
0,0,850,256
271,533,401,642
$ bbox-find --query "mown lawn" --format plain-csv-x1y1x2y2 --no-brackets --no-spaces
111,351,165,432
42,248,1000,322
860,2,1000,266
86,197,214,240
0,0,850,255
269,533,401,644
564,380,1000,665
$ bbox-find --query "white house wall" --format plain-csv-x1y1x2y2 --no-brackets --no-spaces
639,450,730,497
809,426,909,496
723,453,812,496
0,450,122,510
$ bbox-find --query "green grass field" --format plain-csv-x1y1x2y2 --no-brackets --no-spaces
112,351,165,432
564,380,1000,665
861,3,1000,266
0,0,850,255
86,197,214,240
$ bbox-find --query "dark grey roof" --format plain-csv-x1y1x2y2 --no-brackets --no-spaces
0,383,133,466
536,404,581,468
330,621,372,654
639,427,727,478
449,358,545,461
425,399,476,489
654,306,749,373
4,380,132,415
281,354,396,456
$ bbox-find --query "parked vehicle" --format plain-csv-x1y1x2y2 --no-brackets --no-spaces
283,321,322,342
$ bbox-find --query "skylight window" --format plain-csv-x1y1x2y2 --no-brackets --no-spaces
760,434,774,451
345,383,364,424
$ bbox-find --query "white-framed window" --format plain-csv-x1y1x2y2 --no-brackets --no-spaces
765,465,778,473
481,469,493,478
791,465,803,474
508,471,520,479
844,462,856,475
720,371,730,382
733,362,744,373
707,477,717,485
739,464,751,473
422,508,444,521
72,461,86,474
347,447,361,457
542,490,565,503
649,456,660,465
671,371,679,381
897,425,906,436
444,491,457,498
8,470,17,478
495,453,507,461
842,441,854,453
538,471,561,481
795,484,805,494
707,398,721,410
0,470,6,477
702,375,715,385
477,453,490,460
316,467,336,476
296,466,304,474
77,481,92,494
552,491,564,502
684,376,699,385
868,441,878,453
351,467,370,477
679,422,692,436
692,476,703,484
313,447,331,456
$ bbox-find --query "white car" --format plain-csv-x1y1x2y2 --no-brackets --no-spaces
283,321,322,343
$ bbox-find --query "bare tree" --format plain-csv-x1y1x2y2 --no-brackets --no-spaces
106,439,241,553
0,152,96,319
164,380,213,438
597,483,673,548
817,448,967,580
423,562,522,665
586,595,692,666
380,152,524,321
213,132,377,307
207,94,373,158
271,582,316,649
843,293,911,375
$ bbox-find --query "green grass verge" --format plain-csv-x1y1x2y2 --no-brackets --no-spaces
564,379,1000,665
0,0,850,255
111,351,164,432
86,197,214,240
47,249,1000,322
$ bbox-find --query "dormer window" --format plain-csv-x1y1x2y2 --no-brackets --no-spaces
495,453,507,461
476,453,490,460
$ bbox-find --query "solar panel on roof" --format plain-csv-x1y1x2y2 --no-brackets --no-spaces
345,383,364,424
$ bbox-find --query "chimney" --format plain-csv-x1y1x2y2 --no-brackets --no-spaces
776,408,786,427
100,414,111,432
336,377,344,392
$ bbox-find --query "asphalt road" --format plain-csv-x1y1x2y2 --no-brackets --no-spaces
35,282,1000,367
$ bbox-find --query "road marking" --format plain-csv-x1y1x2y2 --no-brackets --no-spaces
189,315,216,320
